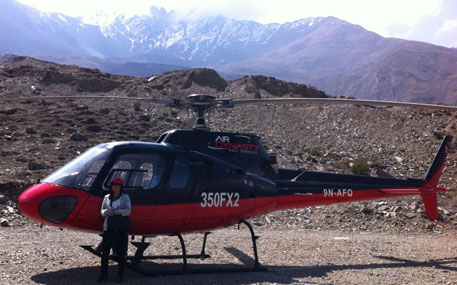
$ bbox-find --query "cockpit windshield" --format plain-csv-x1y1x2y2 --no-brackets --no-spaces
42,145,111,190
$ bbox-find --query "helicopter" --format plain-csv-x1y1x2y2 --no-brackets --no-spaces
11,93,456,275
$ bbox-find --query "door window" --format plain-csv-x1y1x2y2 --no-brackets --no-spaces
104,154,165,190
169,157,190,189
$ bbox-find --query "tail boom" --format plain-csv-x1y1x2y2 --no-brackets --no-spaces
272,136,452,221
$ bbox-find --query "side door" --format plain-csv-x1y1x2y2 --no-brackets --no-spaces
152,154,196,233
106,152,167,233
77,152,167,233
186,159,254,231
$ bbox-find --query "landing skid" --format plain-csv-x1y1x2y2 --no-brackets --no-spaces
81,219,266,276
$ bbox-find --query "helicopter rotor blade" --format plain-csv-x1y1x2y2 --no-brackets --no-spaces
0,95,182,106
2,95,457,112
0,94,220,110
226,98,457,111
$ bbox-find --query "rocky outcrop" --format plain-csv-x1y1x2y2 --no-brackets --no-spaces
147,68,227,92
231,75,327,98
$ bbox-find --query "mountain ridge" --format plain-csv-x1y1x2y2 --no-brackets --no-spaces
1,0,457,104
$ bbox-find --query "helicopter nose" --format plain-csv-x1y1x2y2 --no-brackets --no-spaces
18,184,78,224
18,185,42,222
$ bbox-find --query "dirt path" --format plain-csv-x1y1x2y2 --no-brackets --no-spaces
1,223,457,285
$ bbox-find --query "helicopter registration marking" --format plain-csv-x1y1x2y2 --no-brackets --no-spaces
201,192,240,208
323,188,353,197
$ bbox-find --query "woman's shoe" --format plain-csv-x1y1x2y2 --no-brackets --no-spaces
97,275,107,283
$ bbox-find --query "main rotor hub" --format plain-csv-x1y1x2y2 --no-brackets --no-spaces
186,94,217,130
187,94,216,103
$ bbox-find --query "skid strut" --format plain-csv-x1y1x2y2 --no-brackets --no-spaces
238,219,261,269
81,222,266,276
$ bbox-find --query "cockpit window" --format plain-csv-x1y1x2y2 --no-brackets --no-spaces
104,153,165,191
78,160,105,190
42,145,111,190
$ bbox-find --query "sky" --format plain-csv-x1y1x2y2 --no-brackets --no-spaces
15,0,457,48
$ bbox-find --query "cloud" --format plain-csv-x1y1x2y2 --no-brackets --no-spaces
436,19,457,37
163,0,261,23
433,19,457,47
381,0,457,47
432,0,457,47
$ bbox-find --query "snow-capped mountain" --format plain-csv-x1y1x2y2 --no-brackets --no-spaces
95,11,336,65
0,0,335,64
0,0,108,57
2,0,457,104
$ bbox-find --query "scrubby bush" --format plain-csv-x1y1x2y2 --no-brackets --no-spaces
350,158,370,175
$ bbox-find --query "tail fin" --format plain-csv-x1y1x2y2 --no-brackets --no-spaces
424,136,452,186
421,136,452,220
421,193,439,220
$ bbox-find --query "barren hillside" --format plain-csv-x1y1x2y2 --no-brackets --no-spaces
1,56,457,234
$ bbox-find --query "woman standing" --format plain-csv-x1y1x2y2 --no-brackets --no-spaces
98,177,131,283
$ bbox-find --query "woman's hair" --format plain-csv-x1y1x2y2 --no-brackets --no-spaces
109,182,124,199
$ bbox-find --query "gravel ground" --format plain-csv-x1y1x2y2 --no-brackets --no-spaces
1,222,456,285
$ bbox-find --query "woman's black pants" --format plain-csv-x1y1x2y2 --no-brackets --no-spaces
100,229,128,278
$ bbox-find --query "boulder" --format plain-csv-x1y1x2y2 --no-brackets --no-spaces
86,125,102,132
70,132,88,141
0,219,9,227
139,114,151,122
1,107,17,115
25,127,37,134
6,206,14,214
76,105,88,110
0,194,9,204
405,212,416,219
28,162,46,171
0,181,28,197
85,118,97,125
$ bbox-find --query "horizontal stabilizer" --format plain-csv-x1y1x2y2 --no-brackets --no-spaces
379,189,421,194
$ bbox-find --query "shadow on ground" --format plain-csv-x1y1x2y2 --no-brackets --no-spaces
31,249,457,285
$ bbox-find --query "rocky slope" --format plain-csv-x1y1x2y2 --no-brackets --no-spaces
1,56,457,233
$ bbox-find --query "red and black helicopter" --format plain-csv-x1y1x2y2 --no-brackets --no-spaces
12,94,455,274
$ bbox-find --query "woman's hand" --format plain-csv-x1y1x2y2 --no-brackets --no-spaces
108,210,116,216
